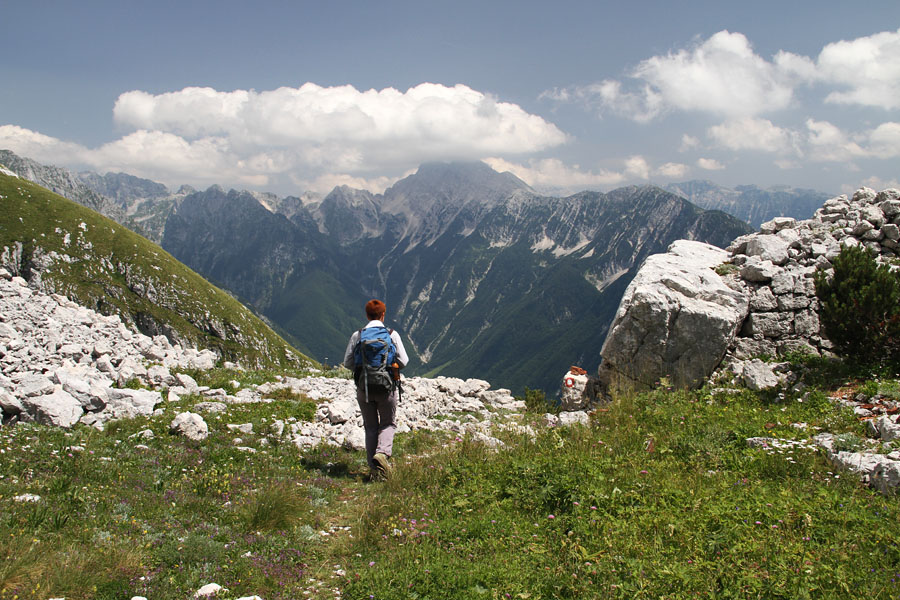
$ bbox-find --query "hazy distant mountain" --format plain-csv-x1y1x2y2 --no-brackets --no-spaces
77,171,169,206
665,180,831,228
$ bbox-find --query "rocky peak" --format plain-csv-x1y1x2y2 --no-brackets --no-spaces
76,171,169,206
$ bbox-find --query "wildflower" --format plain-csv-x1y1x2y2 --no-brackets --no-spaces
548,514,555,519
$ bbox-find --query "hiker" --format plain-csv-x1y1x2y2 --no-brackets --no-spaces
343,299,409,480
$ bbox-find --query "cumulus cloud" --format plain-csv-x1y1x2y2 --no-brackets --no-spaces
867,122,900,158
0,125,89,166
545,30,800,121
624,155,651,180
679,134,701,152
817,28,900,109
707,118,796,153
483,157,626,192
113,83,567,160
805,119,867,162
544,28,900,122
697,158,725,170
2,83,568,193
656,162,689,178
542,80,664,123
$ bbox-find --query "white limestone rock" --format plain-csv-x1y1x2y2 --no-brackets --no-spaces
170,412,209,441
23,388,83,427
598,241,749,392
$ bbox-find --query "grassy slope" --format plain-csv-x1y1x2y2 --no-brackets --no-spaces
1,361,899,599
0,172,309,368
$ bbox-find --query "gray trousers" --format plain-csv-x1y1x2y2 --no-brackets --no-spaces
356,386,397,469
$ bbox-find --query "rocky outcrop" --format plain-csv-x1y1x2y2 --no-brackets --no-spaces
725,188,900,362
597,240,750,393
596,187,900,395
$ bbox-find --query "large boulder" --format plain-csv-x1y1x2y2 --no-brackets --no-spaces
598,241,749,394
22,388,83,427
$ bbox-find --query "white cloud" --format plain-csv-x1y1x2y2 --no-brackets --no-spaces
113,83,568,161
624,155,650,180
867,122,900,158
545,27,900,127
548,80,664,123
0,125,90,166
2,83,568,194
817,29,900,109
631,31,796,117
708,118,796,153
805,119,866,162
679,134,701,152
295,171,405,195
483,157,626,192
697,158,725,170
656,162,689,178
546,30,800,121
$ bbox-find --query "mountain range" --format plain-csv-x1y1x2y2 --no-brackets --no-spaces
3,150,794,392
664,180,831,228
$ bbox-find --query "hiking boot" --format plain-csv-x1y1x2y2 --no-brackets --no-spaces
373,452,391,478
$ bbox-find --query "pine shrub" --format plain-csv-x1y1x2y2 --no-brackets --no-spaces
814,245,900,365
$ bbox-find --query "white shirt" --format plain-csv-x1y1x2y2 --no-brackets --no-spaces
342,320,409,369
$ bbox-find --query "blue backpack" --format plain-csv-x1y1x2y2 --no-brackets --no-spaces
353,326,397,400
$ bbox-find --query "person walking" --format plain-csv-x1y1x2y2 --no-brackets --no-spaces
343,299,409,480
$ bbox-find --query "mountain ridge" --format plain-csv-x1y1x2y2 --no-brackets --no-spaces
2,150,764,391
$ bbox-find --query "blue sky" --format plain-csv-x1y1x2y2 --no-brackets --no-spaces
2,0,898,197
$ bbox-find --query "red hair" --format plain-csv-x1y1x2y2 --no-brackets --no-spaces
365,299,386,320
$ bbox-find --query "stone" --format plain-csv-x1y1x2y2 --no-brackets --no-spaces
559,367,594,411
740,259,779,283
874,416,900,443
749,287,777,311
104,388,161,419
598,241,749,392
743,312,793,338
872,461,900,495
146,364,174,386
227,423,253,435
557,411,590,426
194,583,226,598
853,187,877,204
17,374,55,397
0,388,25,415
325,398,357,425
776,294,810,311
170,412,209,441
175,372,200,393
741,359,781,391
793,310,821,337
769,271,796,296
745,236,790,265
23,389,83,427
